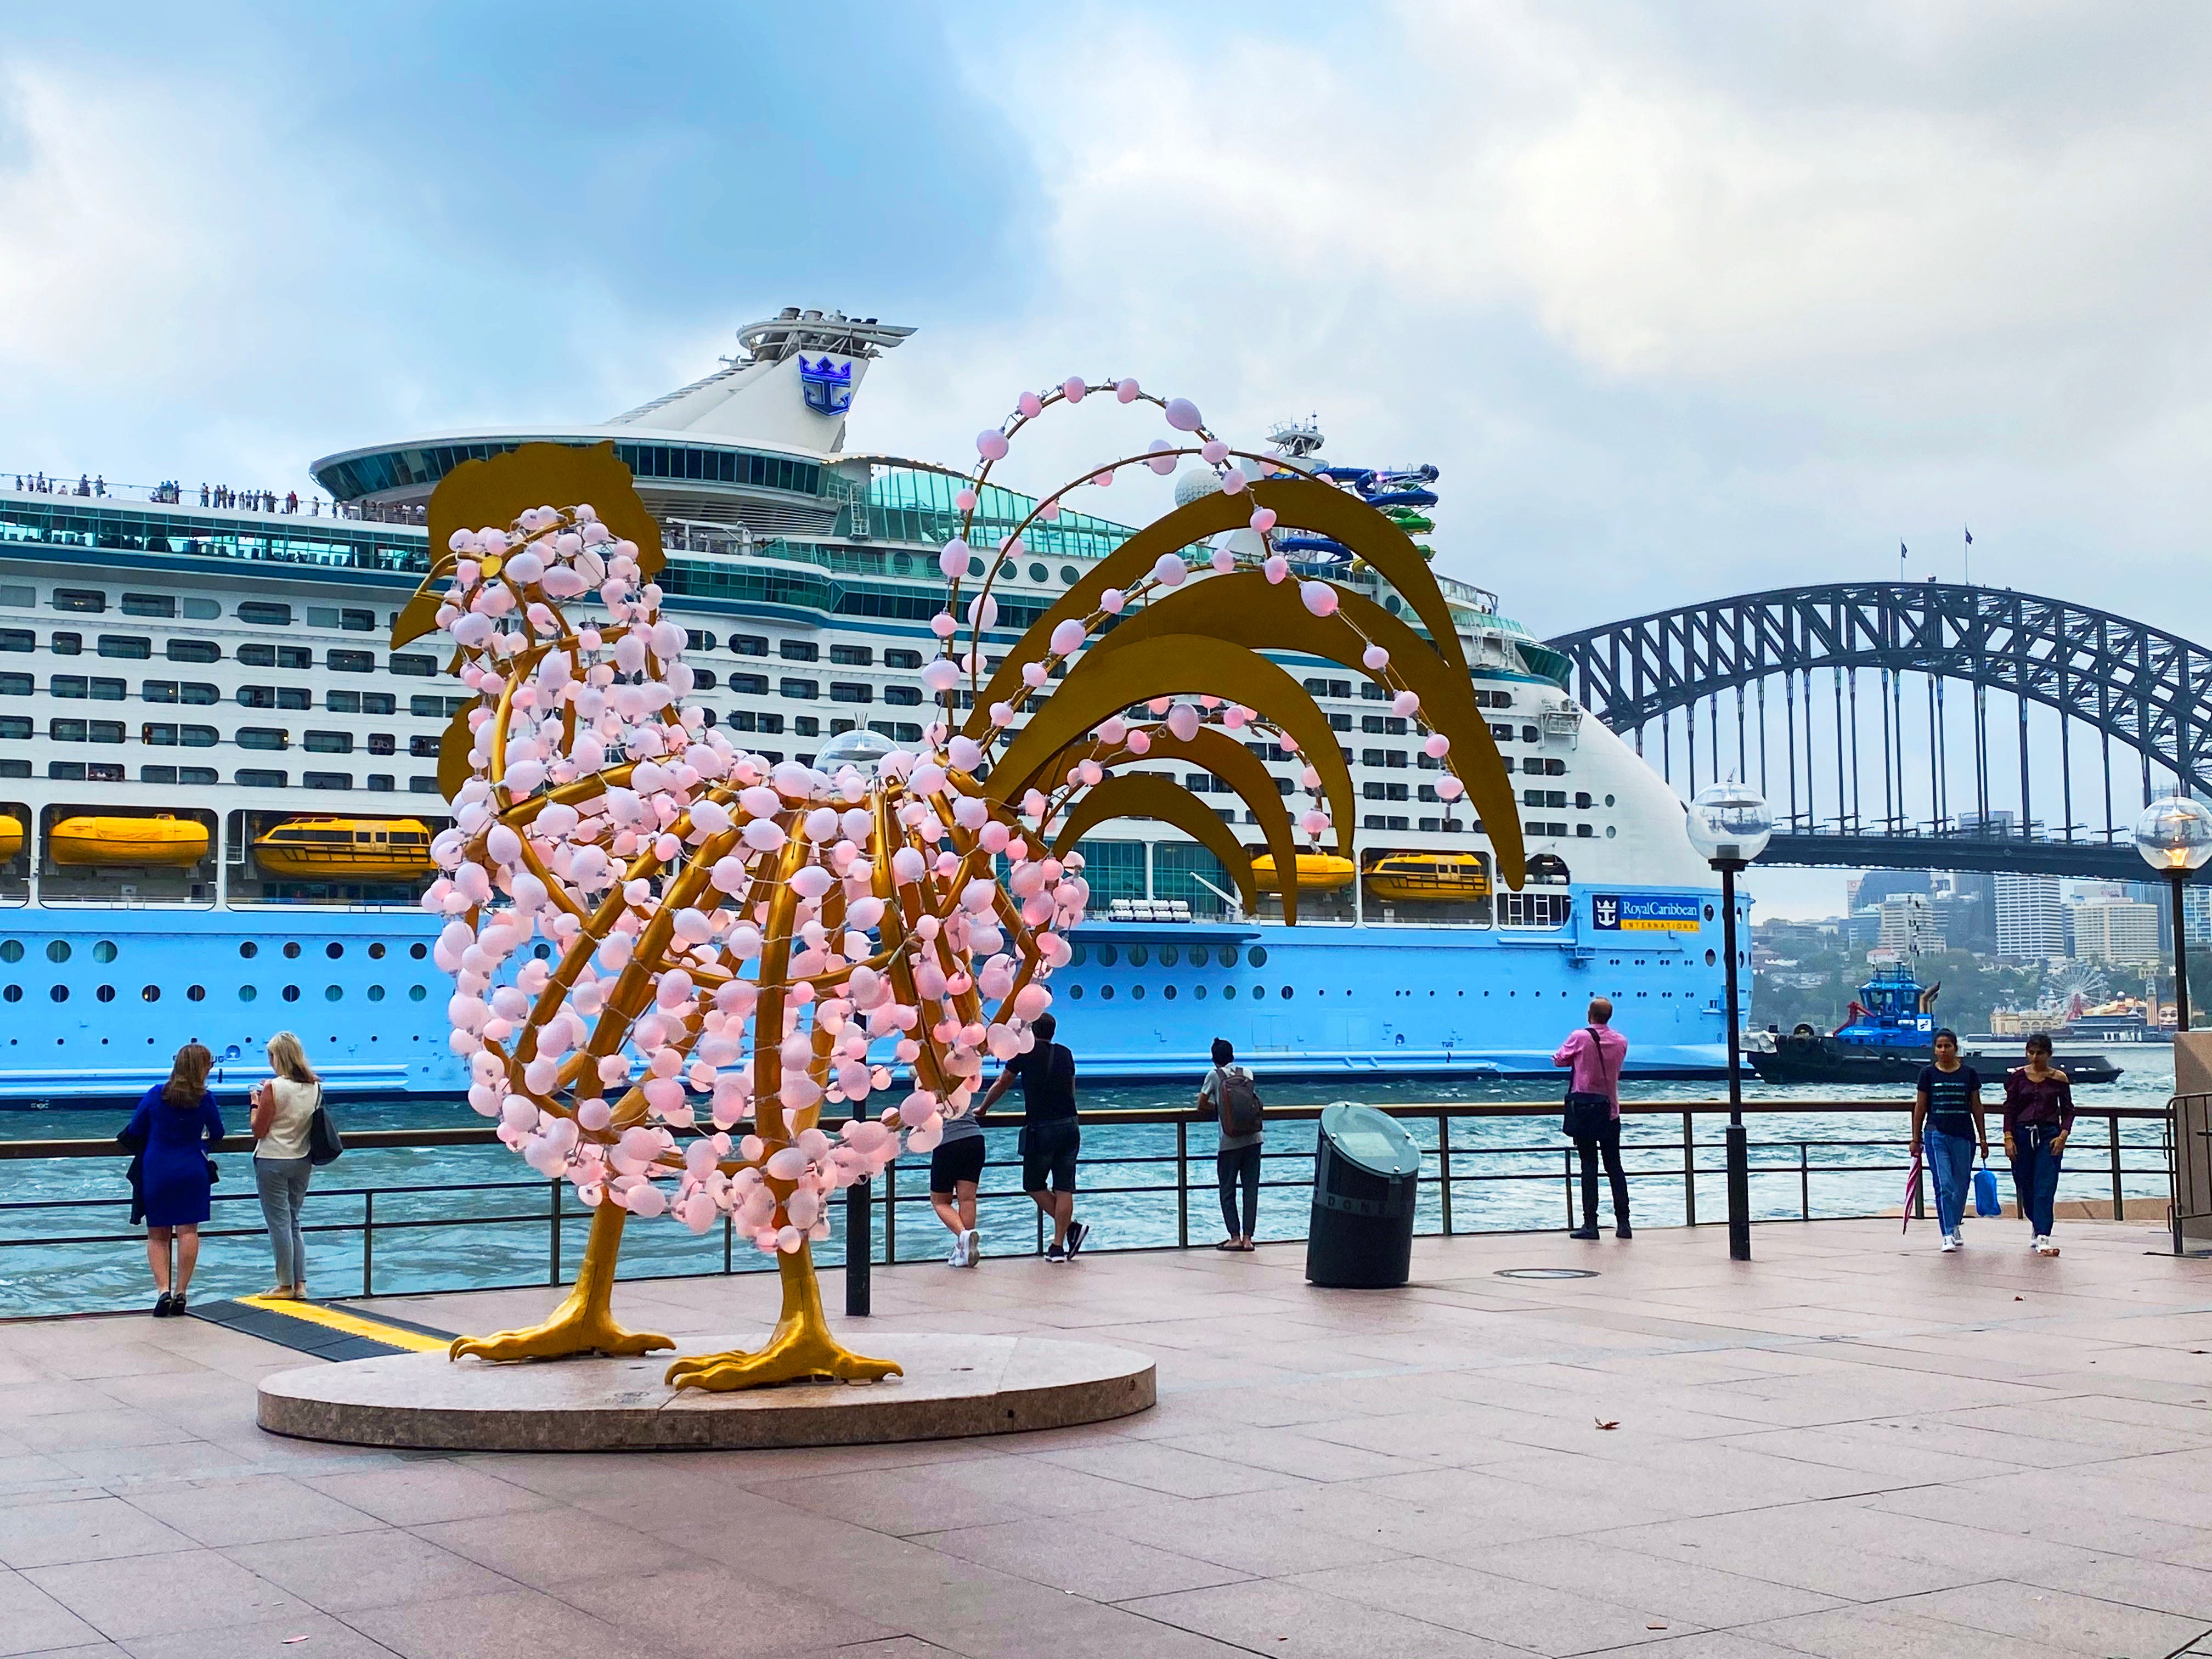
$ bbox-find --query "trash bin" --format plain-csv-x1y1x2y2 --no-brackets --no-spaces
1306,1102,1423,1287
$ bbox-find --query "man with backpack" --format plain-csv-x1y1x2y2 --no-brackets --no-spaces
981,1012,1090,1262
1197,1038,1265,1251
1554,998,1631,1241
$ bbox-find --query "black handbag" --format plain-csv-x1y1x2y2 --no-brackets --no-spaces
1561,1028,1618,1141
306,1084,343,1166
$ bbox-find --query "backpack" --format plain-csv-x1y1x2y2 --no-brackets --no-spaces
1218,1067,1263,1138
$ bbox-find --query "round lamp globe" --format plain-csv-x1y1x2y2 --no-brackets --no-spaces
2134,794,2212,872
1685,782,1773,865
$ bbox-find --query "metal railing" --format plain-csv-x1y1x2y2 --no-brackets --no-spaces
0,1102,2176,1318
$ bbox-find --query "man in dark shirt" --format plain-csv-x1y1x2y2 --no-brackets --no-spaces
981,1012,1089,1262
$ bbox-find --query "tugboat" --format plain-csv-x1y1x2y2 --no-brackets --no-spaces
1749,963,2123,1086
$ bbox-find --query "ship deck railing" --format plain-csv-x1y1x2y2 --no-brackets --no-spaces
0,1099,2178,1319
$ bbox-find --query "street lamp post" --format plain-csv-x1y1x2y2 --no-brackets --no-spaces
2135,797,2212,1032
1686,782,1773,1263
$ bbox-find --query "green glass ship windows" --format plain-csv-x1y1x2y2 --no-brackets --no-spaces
52,589,105,613
237,601,291,627
121,592,175,618
166,639,219,663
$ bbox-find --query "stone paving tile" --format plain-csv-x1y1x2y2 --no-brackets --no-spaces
917,1515,1252,1601
0,1567,104,1657
342,1587,664,1659
119,1475,384,1548
236,1530,517,1613
300,1460,559,1527
1465,1535,1846,1629
1126,1577,1535,1657
408,1508,667,1588
554,1564,898,1655
1877,1580,2210,1656
23,1547,298,1643
1290,1554,1701,1656
0,1497,195,1570
118,1609,399,1657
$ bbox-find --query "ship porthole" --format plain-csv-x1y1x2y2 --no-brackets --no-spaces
408,984,426,1001
325,943,343,960
239,941,257,959
282,984,301,1002
187,985,205,1001
368,943,386,960
142,985,159,1002
1,985,17,1002
325,985,343,1002
1705,950,1717,966
1194,985,1207,1000
1131,985,1145,1001
1099,985,1114,1001
1067,985,1082,1000
49,985,67,1002
283,942,301,959
239,985,257,1002
46,940,69,963
368,985,385,1002
409,943,427,960
93,940,117,963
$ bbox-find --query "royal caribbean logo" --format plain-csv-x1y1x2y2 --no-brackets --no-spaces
799,354,855,417
1592,893,1702,933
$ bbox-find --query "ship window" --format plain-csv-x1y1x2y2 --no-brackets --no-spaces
238,601,292,627
304,731,353,754
409,777,439,793
0,586,25,608
182,598,219,620
236,769,286,788
830,644,873,666
367,984,385,1001
141,765,176,783
239,645,275,668
409,983,427,1000
121,593,175,618
47,760,84,779
53,676,86,698
91,678,123,701
143,723,178,747
182,726,216,748
52,588,105,613
142,985,159,1001
52,633,81,655
51,718,86,742
884,686,922,707
1,986,15,1002
363,693,394,715
368,734,394,755
283,941,301,958
278,647,311,671
341,608,375,632
0,630,30,652
274,688,310,711
239,985,256,1001
794,716,818,737
692,670,718,690
304,772,352,790
408,735,441,757
326,690,360,714
884,648,922,669
182,684,217,706
366,774,395,793
49,984,66,1001
410,695,467,716
368,943,386,958
144,681,178,704
780,640,819,662
325,985,342,1001
238,727,288,751
730,634,768,656
329,650,374,674
0,942,17,962
729,674,769,697
389,655,437,677
307,607,338,629
166,639,219,663
281,985,300,1001
187,984,204,1000
780,679,818,699
0,760,22,778
97,636,151,659
830,682,872,704
1128,945,1150,967
0,718,29,741
239,941,257,958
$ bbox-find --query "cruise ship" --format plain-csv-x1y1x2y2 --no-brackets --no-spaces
0,309,1733,1103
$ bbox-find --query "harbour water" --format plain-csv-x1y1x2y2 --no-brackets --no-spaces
0,1052,2176,1318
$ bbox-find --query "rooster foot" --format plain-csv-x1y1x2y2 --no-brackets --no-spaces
448,1302,673,1364
664,1324,902,1392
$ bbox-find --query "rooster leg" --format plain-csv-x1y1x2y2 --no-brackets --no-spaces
664,1243,900,1391
449,1201,672,1362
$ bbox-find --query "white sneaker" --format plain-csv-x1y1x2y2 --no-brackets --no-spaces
1949,1229,1965,1248
2037,1237,2061,1256
961,1228,982,1268
946,1235,968,1268
1940,1236,1959,1252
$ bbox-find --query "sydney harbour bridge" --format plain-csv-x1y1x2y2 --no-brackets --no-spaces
1547,581,2212,884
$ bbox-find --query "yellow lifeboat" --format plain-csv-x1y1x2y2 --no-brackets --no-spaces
1251,853,1357,892
1363,851,1491,904
252,817,438,881
49,814,210,867
0,818,22,861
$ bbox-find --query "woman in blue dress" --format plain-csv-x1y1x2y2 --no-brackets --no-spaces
122,1042,224,1316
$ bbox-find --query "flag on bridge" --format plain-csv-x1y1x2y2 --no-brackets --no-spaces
1965,527,1973,545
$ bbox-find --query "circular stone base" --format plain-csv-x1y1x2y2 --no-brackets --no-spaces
256,1333,1155,1452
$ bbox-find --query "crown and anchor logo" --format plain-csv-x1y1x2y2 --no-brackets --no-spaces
1593,895,1620,929
798,354,855,417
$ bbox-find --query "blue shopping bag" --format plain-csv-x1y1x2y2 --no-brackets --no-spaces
1973,1162,2002,1218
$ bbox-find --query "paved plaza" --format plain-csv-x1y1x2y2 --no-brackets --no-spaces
3,1218,2211,1658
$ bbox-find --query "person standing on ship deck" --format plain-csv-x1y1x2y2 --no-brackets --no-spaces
980,1012,1089,1262
1554,998,1630,1240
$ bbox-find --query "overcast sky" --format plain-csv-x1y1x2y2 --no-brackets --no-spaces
4,3,2208,917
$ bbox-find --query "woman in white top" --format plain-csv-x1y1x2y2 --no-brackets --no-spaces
249,1031,321,1299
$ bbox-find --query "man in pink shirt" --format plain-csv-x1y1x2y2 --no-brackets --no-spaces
1553,998,1631,1241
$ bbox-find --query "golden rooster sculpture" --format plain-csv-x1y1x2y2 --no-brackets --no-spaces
397,377,1522,1392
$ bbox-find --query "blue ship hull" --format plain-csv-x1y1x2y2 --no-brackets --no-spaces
0,885,1734,1105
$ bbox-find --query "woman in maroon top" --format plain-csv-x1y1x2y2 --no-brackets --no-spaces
2001,1032,2073,1256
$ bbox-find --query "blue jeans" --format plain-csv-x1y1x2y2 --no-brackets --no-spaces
2009,1125,2064,1237
1923,1127,1976,1235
